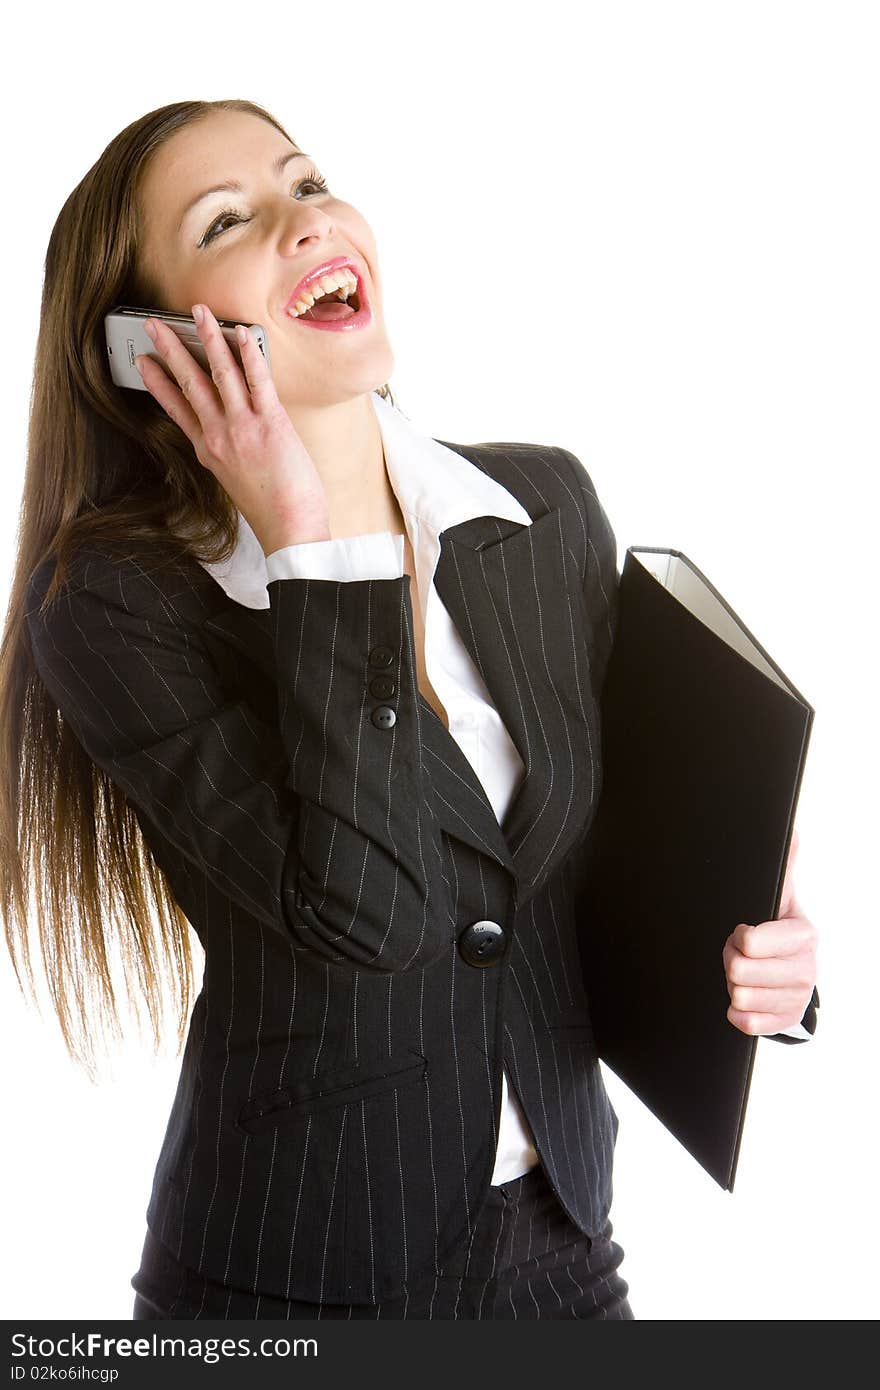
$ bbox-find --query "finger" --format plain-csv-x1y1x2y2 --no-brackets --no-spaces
136,353,204,445
779,830,801,918
723,942,811,988
729,916,815,958
145,315,224,438
196,305,253,416
727,982,808,1013
236,323,280,413
726,1005,800,1036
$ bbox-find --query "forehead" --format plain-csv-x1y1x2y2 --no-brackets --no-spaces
143,110,292,192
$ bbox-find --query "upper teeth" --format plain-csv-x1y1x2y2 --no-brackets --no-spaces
287,268,358,317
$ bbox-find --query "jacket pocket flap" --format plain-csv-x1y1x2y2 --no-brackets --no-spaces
235,1051,427,1135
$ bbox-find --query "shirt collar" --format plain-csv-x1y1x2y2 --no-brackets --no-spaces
197,390,532,606
368,390,533,538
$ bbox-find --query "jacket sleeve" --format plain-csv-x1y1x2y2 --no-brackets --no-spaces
556,447,821,1047
24,543,452,974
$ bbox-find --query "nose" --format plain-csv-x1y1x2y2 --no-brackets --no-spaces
276,200,337,256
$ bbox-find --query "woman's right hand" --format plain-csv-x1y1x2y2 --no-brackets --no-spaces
135,303,330,555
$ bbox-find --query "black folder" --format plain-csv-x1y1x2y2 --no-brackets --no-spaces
575,547,814,1191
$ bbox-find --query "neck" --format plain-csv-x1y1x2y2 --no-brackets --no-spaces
284,393,401,539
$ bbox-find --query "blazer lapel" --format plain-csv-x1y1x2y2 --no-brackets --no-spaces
433,506,599,905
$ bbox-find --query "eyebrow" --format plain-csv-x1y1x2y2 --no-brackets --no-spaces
177,150,311,232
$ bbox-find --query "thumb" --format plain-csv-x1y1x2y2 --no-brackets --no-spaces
778,826,801,919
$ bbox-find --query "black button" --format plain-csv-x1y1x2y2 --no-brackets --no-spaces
369,645,395,668
369,675,396,699
371,705,397,730
457,919,507,967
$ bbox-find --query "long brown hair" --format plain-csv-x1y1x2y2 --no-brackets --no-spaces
0,98,395,1080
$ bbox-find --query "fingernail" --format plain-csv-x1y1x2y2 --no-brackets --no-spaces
143,319,157,341
192,304,204,326
236,324,248,345
134,356,145,374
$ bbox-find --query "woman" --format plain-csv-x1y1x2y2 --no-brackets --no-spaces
1,99,819,1321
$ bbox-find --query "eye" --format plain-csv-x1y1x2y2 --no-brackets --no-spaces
199,169,331,247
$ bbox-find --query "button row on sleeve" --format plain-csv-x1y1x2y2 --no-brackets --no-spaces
368,645,397,729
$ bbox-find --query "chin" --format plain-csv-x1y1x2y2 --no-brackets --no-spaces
283,344,395,407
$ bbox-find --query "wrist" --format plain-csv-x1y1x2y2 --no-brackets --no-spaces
259,515,331,554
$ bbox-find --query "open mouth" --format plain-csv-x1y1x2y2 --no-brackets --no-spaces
286,275,371,330
300,285,362,322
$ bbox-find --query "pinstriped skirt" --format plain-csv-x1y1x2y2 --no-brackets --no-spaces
131,1162,634,1320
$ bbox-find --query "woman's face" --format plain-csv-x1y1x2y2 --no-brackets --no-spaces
136,110,394,409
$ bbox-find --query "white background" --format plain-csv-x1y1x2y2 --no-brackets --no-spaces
2,0,877,1321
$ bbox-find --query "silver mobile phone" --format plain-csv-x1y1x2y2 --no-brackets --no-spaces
103,305,271,391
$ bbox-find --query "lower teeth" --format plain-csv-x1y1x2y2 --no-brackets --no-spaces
302,297,359,321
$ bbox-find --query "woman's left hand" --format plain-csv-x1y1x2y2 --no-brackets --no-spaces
721,827,819,1035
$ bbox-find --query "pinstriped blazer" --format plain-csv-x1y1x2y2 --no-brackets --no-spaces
24,438,815,1307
